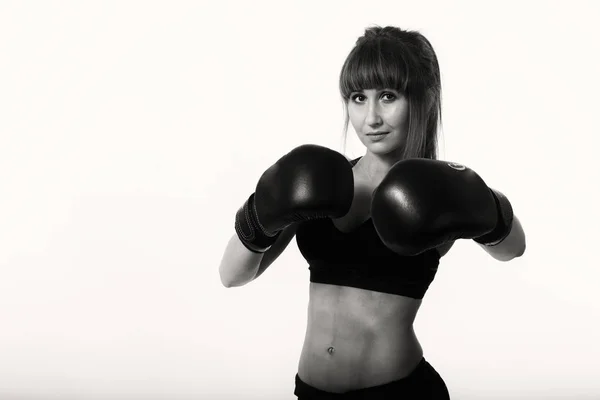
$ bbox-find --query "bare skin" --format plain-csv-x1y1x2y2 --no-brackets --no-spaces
297,283,425,392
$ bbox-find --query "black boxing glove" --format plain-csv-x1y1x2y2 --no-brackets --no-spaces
235,145,354,253
371,159,513,256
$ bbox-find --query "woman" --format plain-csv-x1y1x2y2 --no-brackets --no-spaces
219,25,526,399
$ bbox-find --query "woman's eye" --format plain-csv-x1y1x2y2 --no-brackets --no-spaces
351,94,366,103
381,92,397,101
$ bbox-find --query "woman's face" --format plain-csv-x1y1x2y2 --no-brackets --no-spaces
347,88,409,156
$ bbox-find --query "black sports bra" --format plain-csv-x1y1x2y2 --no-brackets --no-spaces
295,157,441,300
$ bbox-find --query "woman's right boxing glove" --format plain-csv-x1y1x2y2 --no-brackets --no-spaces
235,144,354,253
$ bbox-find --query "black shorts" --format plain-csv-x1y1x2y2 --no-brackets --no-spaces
294,357,450,400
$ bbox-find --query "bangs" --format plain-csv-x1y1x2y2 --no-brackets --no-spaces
339,39,409,99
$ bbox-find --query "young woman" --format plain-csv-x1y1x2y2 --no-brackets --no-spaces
219,25,526,400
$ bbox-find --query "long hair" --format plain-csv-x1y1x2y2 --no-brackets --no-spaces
339,26,442,160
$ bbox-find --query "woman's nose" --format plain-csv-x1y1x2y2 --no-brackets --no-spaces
365,102,383,127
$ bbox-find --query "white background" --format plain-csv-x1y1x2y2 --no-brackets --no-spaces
1,1,599,399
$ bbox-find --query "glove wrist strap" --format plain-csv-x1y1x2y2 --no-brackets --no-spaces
475,188,514,246
235,193,281,253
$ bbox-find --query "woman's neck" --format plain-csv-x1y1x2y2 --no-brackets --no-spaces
355,151,403,185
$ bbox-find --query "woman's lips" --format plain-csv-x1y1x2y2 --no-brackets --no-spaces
366,132,389,141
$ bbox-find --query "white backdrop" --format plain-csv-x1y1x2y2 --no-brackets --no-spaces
1,1,599,399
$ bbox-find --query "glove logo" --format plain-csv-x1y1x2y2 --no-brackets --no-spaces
447,162,466,171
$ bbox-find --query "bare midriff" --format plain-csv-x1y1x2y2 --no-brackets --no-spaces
297,281,424,393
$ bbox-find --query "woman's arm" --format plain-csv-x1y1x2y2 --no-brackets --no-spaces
218,223,299,287
477,214,526,262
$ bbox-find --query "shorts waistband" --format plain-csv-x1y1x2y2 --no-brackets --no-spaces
294,357,435,399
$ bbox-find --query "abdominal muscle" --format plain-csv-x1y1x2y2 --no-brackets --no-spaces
297,281,424,393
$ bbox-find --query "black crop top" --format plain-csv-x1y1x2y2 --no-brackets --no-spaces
295,157,441,300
